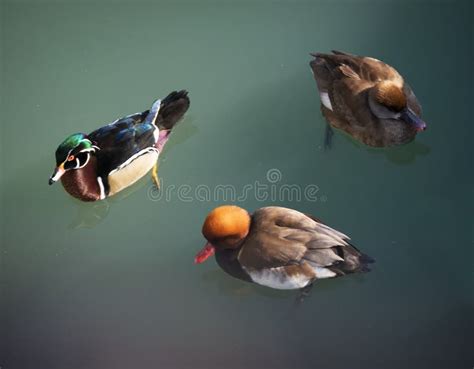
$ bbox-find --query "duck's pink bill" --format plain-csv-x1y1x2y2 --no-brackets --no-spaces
194,243,215,264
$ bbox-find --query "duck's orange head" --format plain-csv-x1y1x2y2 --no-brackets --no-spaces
369,81,426,131
195,205,251,264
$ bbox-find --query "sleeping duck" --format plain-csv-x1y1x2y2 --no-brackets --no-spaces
195,205,374,294
310,50,426,147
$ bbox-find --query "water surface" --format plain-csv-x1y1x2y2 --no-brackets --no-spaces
1,1,472,368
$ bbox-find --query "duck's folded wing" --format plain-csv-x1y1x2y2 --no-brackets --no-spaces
89,112,157,177
311,53,375,127
330,77,375,128
237,207,349,271
316,51,400,82
237,229,307,270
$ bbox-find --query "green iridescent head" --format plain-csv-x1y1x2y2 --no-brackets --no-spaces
55,133,92,164
49,133,99,185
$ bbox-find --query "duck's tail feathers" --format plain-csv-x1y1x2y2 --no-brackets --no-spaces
330,241,375,276
156,90,190,130
309,53,335,91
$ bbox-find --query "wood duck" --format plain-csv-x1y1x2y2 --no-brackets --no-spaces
195,206,374,294
49,90,190,201
310,50,426,148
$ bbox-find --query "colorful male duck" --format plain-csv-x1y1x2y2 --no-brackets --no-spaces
49,90,190,201
310,50,426,147
195,206,374,294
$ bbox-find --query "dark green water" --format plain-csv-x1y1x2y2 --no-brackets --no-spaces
1,1,472,368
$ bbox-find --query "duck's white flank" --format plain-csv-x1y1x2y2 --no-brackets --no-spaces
244,266,312,290
243,262,337,290
320,92,333,111
312,266,337,279
107,148,159,196
109,147,158,175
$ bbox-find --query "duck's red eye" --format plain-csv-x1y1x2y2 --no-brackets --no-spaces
67,155,75,161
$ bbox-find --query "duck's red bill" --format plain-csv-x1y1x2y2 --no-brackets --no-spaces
194,243,215,264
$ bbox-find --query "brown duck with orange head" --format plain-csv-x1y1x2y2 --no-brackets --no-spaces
195,205,374,291
310,50,426,147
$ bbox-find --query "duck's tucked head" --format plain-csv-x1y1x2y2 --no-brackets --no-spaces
49,133,99,185
369,81,426,132
195,205,251,264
